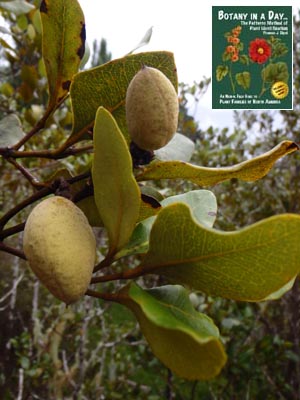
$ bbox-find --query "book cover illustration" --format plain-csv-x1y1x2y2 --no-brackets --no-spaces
212,6,293,109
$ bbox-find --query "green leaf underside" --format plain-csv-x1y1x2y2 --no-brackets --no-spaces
136,141,298,186
92,107,140,253
116,190,217,258
118,283,227,380
140,203,300,301
40,0,85,108
69,51,177,142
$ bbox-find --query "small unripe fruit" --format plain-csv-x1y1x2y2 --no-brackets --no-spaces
126,66,179,151
23,196,96,304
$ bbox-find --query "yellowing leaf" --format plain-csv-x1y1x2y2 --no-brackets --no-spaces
92,107,140,254
40,0,85,109
136,141,298,186
68,51,177,143
118,282,227,380
140,203,300,301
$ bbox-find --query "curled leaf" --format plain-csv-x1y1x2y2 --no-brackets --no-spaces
118,282,227,380
136,141,298,186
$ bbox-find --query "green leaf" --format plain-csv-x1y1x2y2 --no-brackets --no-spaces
235,71,250,90
154,133,195,162
116,190,217,258
0,114,25,148
68,51,177,143
118,282,227,380
216,65,228,82
262,62,289,83
136,141,298,186
92,107,140,254
0,0,35,15
139,203,300,301
40,0,85,109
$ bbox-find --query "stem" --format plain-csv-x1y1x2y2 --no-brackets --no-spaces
0,242,26,260
91,265,145,284
0,186,51,231
0,143,93,160
12,94,70,151
13,106,54,151
0,171,91,234
85,289,125,302
93,254,115,273
6,158,46,188
0,223,25,240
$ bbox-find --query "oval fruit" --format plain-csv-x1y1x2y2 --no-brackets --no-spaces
23,196,96,304
126,66,179,151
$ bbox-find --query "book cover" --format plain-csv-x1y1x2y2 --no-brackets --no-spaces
212,6,293,109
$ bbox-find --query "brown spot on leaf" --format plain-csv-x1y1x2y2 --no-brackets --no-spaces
77,23,86,59
40,0,48,13
62,80,71,91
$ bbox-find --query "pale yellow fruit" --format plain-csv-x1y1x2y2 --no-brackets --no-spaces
126,66,179,151
23,196,96,304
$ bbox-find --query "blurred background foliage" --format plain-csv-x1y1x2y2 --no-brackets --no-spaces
0,2,300,399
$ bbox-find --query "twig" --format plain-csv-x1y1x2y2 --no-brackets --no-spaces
0,186,52,230
6,157,46,188
0,171,91,240
85,289,125,302
0,143,93,160
91,265,145,284
13,104,55,151
0,242,26,260
0,223,25,240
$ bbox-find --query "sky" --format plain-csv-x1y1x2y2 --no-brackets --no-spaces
79,0,298,130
